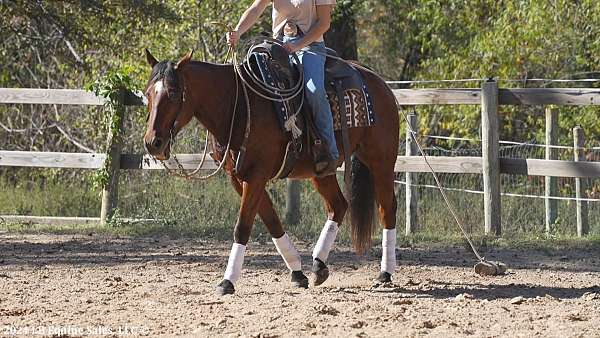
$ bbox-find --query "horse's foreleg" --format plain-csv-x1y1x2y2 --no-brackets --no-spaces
228,176,308,288
310,175,348,286
216,176,266,296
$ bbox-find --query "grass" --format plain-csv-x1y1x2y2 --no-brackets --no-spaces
1,170,598,250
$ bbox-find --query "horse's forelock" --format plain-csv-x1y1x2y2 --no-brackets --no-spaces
147,61,179,92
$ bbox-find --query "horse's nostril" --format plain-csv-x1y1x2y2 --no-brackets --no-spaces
151,137,163,149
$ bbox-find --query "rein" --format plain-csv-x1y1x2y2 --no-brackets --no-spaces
161,31,307,180
160,46,241,180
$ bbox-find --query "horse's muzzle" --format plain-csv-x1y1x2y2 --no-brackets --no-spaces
145,135,170,160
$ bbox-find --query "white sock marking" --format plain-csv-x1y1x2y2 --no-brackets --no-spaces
312,220,339,262
381,228,397,274
223,243,246,284
272,233,302,271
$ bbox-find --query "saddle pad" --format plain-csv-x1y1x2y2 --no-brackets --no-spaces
250,51,376,133
250,52,297,132
328,86,376,131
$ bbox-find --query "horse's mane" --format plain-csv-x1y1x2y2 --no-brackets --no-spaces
147,60,230,89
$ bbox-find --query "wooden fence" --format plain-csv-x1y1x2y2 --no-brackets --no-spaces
1,83,599,234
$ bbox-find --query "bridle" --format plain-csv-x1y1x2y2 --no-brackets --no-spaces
145,58,240,180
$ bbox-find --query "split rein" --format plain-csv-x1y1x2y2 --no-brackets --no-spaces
159,45,240,181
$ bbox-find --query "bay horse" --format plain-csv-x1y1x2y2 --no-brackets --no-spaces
142,48,399,295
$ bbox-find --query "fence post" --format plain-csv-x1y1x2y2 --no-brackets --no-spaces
405,113,419,235
284,179,301,225
545,107,558,232
100,90,125,225
481,80,501,235
573,126,589,236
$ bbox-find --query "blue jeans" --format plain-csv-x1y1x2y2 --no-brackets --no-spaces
283,37,339,159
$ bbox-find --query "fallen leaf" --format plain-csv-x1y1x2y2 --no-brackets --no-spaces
420,321,436,329
350,321,366,329
566,313,586,321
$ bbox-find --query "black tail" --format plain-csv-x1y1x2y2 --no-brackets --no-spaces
349,155,376,255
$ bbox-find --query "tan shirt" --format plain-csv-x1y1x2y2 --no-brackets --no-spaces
272,0,336,42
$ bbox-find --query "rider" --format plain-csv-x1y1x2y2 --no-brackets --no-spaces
228,0,339,175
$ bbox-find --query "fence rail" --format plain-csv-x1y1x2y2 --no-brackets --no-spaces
1,84,599,234
393,88,600,105
3,151,600,178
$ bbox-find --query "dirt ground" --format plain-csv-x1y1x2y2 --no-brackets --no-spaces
0,232,599,338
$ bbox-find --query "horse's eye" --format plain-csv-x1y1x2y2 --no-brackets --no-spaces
168,91,182,102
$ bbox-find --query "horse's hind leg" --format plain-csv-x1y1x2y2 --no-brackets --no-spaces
360,155,398,283
227,176,309,289
310,175,348,286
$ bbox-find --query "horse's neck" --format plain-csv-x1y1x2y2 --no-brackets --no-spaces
184,62,239,145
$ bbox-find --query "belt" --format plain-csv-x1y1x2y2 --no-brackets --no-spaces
281,22,304,38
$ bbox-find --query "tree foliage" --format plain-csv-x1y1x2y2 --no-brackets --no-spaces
1,0,599,155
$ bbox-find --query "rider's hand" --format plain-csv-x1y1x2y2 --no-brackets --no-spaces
283,41,301,54
226,30,239,47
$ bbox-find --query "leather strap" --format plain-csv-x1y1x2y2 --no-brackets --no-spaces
335,80,352,198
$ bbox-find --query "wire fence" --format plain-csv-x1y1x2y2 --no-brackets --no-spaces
394,136,600,236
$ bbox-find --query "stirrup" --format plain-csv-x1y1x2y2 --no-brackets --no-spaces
316,160,337,177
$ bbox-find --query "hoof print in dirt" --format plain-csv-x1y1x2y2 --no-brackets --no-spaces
314,304,339,316
216,279,235,296
291,271,309,289
312,258,329,286
376,271,392,283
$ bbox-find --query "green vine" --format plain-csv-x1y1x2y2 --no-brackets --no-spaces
86,70,135,192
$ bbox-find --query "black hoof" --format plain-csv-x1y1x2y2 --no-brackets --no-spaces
215,279,235,296
291,271,309,289
376,271,392,283
312,258,329,286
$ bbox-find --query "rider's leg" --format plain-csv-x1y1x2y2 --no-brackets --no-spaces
298,42,339,161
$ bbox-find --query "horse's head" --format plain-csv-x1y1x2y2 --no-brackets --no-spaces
143,49,194,160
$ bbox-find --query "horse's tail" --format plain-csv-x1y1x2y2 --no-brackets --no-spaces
349,155,376,255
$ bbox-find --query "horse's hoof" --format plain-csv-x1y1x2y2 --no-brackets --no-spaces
291,271,309,289
215,279,235,296
312,258,329,286
376,271,392,283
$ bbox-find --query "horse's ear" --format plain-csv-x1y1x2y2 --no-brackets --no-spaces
176,50,194,69
145,49,158,67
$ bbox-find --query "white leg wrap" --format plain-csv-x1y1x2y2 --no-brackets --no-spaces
224,243,246,284
381,228,397,274
272,233,302,271
312,220,339,262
